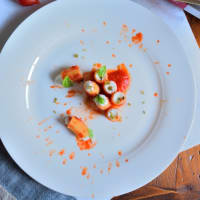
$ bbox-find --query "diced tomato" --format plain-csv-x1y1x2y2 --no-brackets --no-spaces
18,0,40,6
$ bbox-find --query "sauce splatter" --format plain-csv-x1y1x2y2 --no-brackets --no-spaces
116,160,120,168
108,162,112,173
168,64,172,67
166,72,170,75
49,150,56,157
125,158,129,163
63,103,67,106
128,43,132,48
66,90,76,98
86,173,90,180
81,167,88,176
139,43,143,49
118,151,122,156
35,135,40,139
91,194,95,199
80,40,84,45
100,169,104,174
103,21,107,26
122,24,129,32
156,40,160,44
76,137,96,151
59,149,65,156
154,92,158,97
69,152,75,160
38,116,51,126
129,64,133,68
66,109,72,115
62,158,67,165
132,28,136,34
112,54,116,58
132,32,143,44
81,28,85,32
93,164,96,169
56,130,60,134
46,141,53,146
106,40,110,44
50,85,63,89
88,153,91,156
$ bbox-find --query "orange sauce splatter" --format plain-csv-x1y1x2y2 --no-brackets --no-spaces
103,21,107,26
118,133,121,136
118,40,122,44
125,158,129,163
66,90,76,98
81,167,88,176
122,24,129,32
166,72,170,75
62,158,67,165
76,137,96,151
69,152,75,160
36,135,40,139
154,92,158,97
112,54,116,58
46,141,53,146
132,28,136,34
66,109,72,115
59,149,65,156
108,162,112,173
45,137,50,142
80,40,84,45
91,194,95,199
49,150,56,157
116,160,120,168
144,48,147,52
131,32,143,44
93,164,96,169
128,43,132,48
38,117,51,126
100,169,103,174
50,85,63,89
154,61,160,64
48,125,52,129
81,28,85,32
106,40,110,44
129,64,133,68
88,153,91,156
63,103,67,106
56,130,60,134
118,151,122,156
139,43,143,49
168,64,172,67
86,173,90,180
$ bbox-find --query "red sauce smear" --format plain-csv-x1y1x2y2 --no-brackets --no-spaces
108,162,112,173
66,109,72,115
76,137,96,151
66,90,76,98
69,152,75,160
50,85,63,89
108,63,131,93
154,92,158,97
118,151,122,156
81,167,88,176
59,149,65,156
132,32,143,44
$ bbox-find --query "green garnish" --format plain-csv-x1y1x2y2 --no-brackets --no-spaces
73,53,79,58
88,128,94,139
97,65,106,80
53,98,57,103
53,110,56,114
94,95,105,104
62,76,73,88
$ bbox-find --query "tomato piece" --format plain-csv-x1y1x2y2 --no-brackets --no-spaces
18,0,40,6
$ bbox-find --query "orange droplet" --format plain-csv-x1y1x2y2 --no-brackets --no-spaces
132,28,136,34
88,153,91,156
144,48,147,52
48,125,52,129
59,149,65,156
66,90,76,98
118,40,122,44
63,103,67,106
116,160,120,168
36,135,40,139
93,164,96,169
86,173,90,180
80,40,84,45
118,133,121,136
91,194,95,199
38,117,51,126
50,85,63,89
100,169,103,174
139,43,143,49
154,92,158,97
56,130,60,134
132,32,143,44
166,72,170,75
106,40,110,44
62,158,67,165
49,149,56,157
45,137,50,142
69,152,75,160
112,54,116,58
81,167,88,176
103,21,107,26
125,158,129,163
129,64,133,68
154,61,160,64
108,162,112,173
168,64,172,67
128,43,132,48
118,151,122,156
156,40,160,44
81,28,85,32
66,109,72,115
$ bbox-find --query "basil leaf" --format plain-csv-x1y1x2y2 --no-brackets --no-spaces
62,76,73,88
97,65,106,79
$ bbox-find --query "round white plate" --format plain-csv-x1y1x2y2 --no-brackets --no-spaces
0,0,196,199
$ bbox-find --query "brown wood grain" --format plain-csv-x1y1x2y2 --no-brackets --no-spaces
113,12,200,200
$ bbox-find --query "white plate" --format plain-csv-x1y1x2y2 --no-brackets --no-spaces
0,0,196,199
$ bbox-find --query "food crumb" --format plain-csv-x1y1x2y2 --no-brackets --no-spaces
154,92,158,97
69,152,75,160
125,158,129,163
142,101,145,104
80,40,84,45
129,64,133,68
100,169,103,174
82,48,87,52
142,110,146,114
103,21,107,26
35,135,40,139
91,194,95,199
81,167,88,176
56,130,60,134
106,40,110,44
156,40,160,44
168,64,172,67
93,164,96,169
140,90,144,95
118,40,122,44
116,160,120,168
108,162,112,173
112,54,116,58
63,103,67,106
53,98,58,103
66,109,72,115
73,53,79,58
62,158,67,165
143,48,147,52
154,61,160,64
49,150,56,157
66,90,76,98
86,173,90,180
128,43,132,48
118,133,120,136
132,28,136,34
118,151,122,156
139,43,143,49
59,149,65,156
166,72,170,75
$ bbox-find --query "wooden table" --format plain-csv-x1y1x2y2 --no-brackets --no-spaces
113,12,200,200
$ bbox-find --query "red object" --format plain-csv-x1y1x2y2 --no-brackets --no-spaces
168,0,187,9
18,0,40,6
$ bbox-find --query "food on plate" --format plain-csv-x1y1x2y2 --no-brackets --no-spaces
83,71,94,81
106,108,121,122
111,92,126,106
94,65,107,84
61,65,83,82
84,81,100,96
18,0,40,6
93,94,111,110
103,81,117,95
108,63,130,92
67,116,89,138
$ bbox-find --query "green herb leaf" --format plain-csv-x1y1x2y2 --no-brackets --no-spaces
73,53,79,58
94,95,105,104
62,76,73,88
88,128,94,139
97,65,106,79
